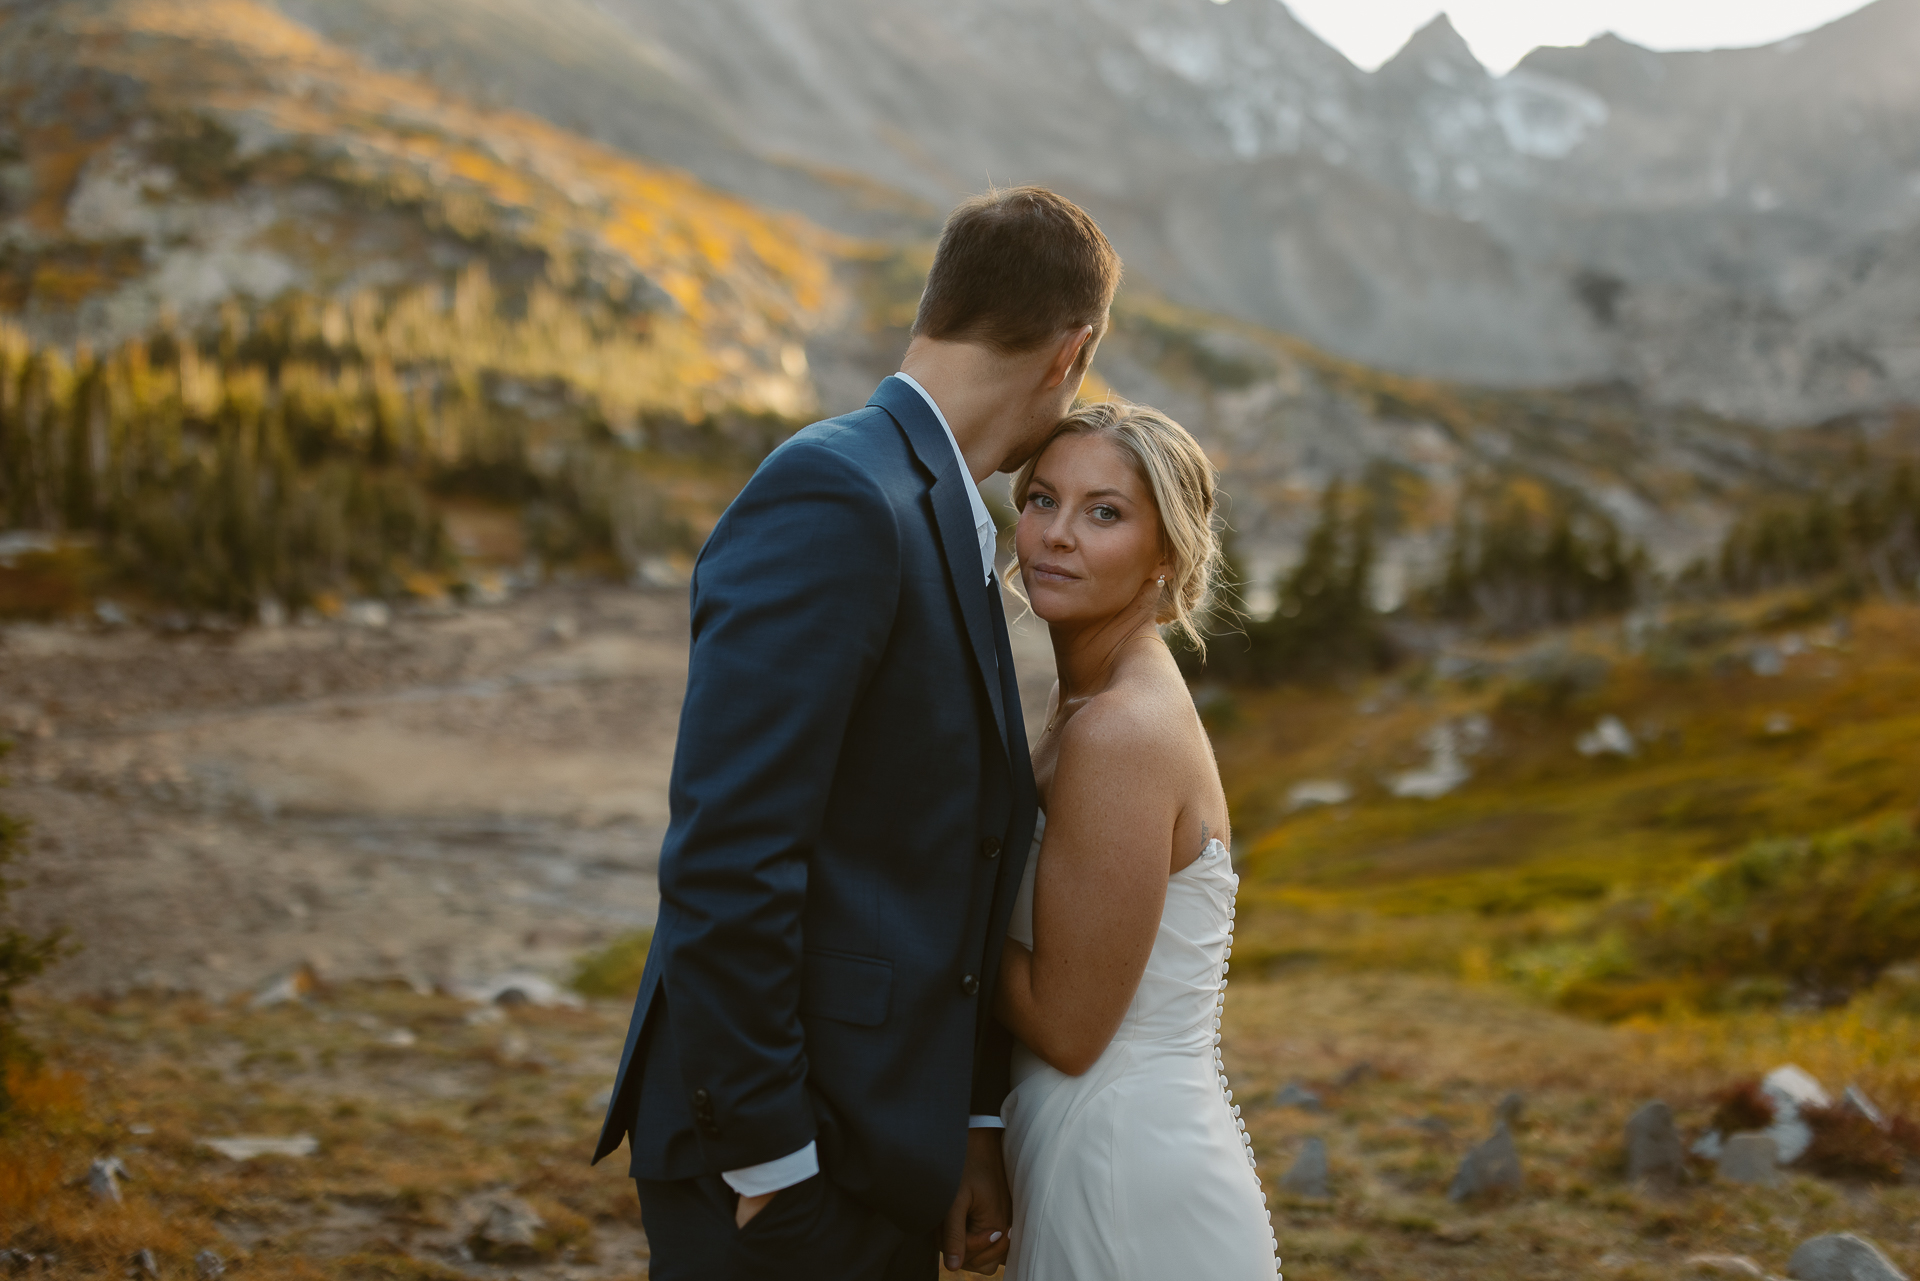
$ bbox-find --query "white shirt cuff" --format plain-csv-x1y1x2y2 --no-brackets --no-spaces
722,1140,819,1197
969,1114,1006,1129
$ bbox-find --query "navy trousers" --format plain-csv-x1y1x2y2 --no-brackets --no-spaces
635,1173,935,1281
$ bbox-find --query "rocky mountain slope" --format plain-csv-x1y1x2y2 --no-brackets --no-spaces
2,0,1913,606
275,0,1920,424
0,0,850,419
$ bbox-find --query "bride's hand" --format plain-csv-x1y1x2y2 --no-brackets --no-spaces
943,1127,1011,1273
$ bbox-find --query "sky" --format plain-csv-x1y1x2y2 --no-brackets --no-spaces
1271,0,1878,73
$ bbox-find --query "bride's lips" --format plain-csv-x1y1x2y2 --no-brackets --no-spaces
1028,561,1079,583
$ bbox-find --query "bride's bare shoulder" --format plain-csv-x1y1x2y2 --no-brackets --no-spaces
1054,663,1193,766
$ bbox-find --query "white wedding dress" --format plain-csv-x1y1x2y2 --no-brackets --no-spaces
1001,812,1280,1279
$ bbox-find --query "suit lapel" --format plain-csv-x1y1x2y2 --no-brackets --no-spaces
868,377,1011,754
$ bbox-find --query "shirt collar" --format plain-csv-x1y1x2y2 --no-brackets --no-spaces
892,371,996,585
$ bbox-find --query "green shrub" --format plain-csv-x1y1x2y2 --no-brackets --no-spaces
569,929,653,1000
0,742,68,1116
1637,819,1920,996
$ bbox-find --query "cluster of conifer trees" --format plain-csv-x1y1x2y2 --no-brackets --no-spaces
1189,480,1643,685
0,276,718,617
1715,466,1919,599
1433,497,1643,637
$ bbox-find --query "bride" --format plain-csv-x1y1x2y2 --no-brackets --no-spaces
995,401,1280,1279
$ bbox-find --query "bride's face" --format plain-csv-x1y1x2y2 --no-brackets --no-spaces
1016,432,1171,628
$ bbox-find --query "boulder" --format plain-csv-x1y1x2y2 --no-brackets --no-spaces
1448,1124,1522,1202
469,1195,551,1263
1278,1136,1330,1199
1762,1065,1829,1164
1336,1061,1375,1087
202,1135,319,1160
130,1249,159,1279
1718,1133,1778,1185
195,1250,227,1279
1787,1234,1908,1281
86,1157,127,1203
1273,1081,1324,1112
1626,1100,1686,1186
1842,1086,1886,1129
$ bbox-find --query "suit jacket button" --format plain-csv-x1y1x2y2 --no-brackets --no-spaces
979,836,1001,860
960,974,980,996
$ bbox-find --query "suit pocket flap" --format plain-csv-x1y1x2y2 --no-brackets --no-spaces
801,950,892,1027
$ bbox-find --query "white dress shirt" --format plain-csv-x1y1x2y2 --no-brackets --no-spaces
720,376,1005,1200
892,371,997,586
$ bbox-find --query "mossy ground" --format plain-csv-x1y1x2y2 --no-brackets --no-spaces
1216,596,1920,1012
8,972,1920,1278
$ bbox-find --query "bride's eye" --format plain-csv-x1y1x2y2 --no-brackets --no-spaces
1028,493,1057,510
1091,504,1119,521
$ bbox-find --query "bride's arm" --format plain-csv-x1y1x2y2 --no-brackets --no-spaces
995,698,1175,1076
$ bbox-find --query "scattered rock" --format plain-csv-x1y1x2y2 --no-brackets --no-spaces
87,1156,129,1203
1718,1133,1778,1185
1763,711,1796,736
1842,1086,1886,1129
1412,1115,1454,1137
1448,1124,1522,1202
1273,1081,1324,1112
249,961,322,1009
343,600,391,629
461,973,583,1009
1626,1100,1686,1186
130,1249,159,1279
194,1250,227,1279
1762,1064,1830,1164
0,1251,39,1275
1494,1090,1526,1129
1336,1061,1375,1087
1787,1233,1908,1281
1576,715,1637,757
1388,717,1489,800
1278,1136,1330,1198
543,615,578,644
1285,779,1352,812
468,1194,551,1263
1687,1255,1768,1278
201,1134,319,1160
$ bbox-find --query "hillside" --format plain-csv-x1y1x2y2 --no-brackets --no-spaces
278,0,1920,423
0,0,849,419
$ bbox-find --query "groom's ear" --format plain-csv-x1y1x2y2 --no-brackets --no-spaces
1043,325,1097,390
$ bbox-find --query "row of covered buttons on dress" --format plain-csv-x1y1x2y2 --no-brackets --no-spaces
1214,872,1283,1276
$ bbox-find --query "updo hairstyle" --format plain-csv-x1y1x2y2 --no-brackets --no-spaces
1011,401,1224,654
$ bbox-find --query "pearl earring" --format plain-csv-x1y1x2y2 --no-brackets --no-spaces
1157,576,1166,588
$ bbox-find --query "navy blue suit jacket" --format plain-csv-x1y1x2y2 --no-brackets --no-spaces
592,376,1039,1234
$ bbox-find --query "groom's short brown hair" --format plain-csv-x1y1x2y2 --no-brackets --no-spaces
913,186,1121,357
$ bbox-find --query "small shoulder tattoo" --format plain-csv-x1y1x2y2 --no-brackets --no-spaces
1200,821,1210,847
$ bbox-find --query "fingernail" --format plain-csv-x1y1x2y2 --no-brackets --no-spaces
945,1256,960,1271
990,1231,1004,1243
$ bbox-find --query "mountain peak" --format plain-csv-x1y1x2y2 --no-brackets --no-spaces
1377,13,1486,84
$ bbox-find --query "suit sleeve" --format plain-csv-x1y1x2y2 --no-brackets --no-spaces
971,1015,1015,1119
658,439,902,1172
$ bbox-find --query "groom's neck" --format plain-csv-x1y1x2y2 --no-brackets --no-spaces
898,338,1048,483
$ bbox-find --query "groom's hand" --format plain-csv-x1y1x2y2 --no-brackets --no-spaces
734,1189,776,1228
942,1128,1011,1273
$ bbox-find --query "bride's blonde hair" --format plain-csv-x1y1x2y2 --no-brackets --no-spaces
1011,401,1223,655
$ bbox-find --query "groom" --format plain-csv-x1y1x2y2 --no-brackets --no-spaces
592,187,1123,1279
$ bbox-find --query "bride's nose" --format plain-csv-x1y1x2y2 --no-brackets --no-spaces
1043,512,1075,549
